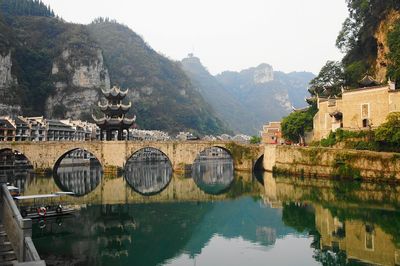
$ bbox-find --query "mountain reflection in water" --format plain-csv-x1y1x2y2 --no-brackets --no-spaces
4,160,400,266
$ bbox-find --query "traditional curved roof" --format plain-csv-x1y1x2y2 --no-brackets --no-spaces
98,102,131,112
101,86,128,99
359,75,378,87
92,114,136,127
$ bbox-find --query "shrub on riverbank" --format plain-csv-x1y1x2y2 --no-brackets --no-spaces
314,113,400,153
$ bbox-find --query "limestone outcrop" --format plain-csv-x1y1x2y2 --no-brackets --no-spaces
374,10,400,83
0,51,21,116
46,48,110,119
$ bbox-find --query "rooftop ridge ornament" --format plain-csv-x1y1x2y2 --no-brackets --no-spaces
93,86,135,140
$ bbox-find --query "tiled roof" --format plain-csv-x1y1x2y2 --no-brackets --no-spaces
0,119,15,129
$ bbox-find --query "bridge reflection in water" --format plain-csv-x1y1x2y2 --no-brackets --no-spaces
124,148,172,195
192,147,234,194
53,149,103,196
54,163,103,196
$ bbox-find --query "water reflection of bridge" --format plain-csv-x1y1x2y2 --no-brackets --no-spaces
124,161,172,195
192,159,234,194
55,163,102,196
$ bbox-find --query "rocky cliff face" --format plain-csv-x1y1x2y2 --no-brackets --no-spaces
374,9,400,83
253,64,274,84
0,51,21,116
0,51,14,93
46,47,110,119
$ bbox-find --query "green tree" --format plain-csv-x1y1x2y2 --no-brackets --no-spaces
249,136,261,144
309,61,345,97
281,107,316,143
375,112,400,147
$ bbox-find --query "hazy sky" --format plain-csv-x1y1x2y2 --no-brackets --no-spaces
41,0,348,75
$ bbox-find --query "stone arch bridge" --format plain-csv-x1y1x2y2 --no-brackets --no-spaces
0,141,264,172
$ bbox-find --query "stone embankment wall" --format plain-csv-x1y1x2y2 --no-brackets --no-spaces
263,145,400,181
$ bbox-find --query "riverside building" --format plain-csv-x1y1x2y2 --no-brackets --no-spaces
313,79,400,141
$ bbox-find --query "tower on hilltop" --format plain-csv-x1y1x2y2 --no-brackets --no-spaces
92,86,136,140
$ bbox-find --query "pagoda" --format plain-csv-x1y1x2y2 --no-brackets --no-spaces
92,86,136,140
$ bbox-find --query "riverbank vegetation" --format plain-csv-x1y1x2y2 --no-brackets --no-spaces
281,106,317,143
312,112,400,153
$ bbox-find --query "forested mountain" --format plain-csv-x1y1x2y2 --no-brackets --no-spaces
182,55,314,135
0,0,54,17
0,0,228,135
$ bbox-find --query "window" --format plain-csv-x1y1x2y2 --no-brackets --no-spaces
361,104,369,118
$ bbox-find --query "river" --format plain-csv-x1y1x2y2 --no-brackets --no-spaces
3,150,400,266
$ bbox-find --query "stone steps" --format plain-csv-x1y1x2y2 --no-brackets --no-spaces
0,250,16,262
0,224,17,265
0,260,18,266
0,242,12,253
0,235,7,245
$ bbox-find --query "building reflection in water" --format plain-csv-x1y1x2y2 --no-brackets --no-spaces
265,173,400,266
53,149,103,196
192,147,234,194
124,148,172,195
0,148,33,192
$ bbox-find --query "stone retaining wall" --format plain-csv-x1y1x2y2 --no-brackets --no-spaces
263,145,400,181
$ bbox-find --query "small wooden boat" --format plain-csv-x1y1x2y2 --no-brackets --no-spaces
14,192,79,219
7,185,20,197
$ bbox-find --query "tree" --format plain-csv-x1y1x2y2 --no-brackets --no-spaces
375,112,400,147
281,107,316,143
249,136,261,144
309,61,345,97
336,17,361,54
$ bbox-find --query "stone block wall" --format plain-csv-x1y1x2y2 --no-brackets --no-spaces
264,144,400,181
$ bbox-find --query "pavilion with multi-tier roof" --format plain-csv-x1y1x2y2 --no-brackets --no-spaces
92,86,136,140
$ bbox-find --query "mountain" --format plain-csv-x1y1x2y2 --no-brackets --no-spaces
0,2,228,135
181,56,258,134
182,55,314,135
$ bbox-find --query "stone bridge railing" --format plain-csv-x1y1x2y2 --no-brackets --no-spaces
0,141,264,172
0,184,45,265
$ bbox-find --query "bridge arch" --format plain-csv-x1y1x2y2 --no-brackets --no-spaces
53,147,103,170
125,147,172,165
192,146,234,164
253,154,264,171
0,148,33,168
53,148,103,196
